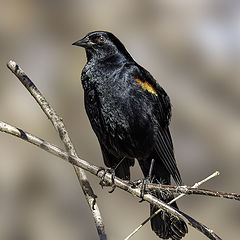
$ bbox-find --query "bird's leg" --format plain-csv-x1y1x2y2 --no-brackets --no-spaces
130,158,155,192
140,158,155,201
108,157,127,193
97,157,126,193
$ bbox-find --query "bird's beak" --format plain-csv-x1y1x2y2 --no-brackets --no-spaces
72,36,89,47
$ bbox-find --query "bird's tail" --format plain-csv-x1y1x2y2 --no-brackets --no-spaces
139,156,188,239
150,193,188,240
149,159,188,239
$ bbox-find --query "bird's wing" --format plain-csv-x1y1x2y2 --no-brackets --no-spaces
132,64,182,185
154,127,182,185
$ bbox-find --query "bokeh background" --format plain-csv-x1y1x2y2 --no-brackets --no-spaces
0,1,239,239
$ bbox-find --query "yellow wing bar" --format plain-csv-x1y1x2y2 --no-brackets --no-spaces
136,78,158,96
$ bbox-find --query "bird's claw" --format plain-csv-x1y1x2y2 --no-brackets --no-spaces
129,179,142,188
108,185,116,193
97,167,116,191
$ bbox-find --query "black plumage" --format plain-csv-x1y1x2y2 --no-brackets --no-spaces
73,31,188,239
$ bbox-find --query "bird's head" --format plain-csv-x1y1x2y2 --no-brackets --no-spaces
72,31,132,61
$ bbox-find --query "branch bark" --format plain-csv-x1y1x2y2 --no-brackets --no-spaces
0,120,223,240
147,184,240,201
7,60,107,240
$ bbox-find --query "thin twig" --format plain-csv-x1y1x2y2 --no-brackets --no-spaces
168,171,220,204
146,184,240,201
7,60,107,240
0,121,222,240
124,171,219,240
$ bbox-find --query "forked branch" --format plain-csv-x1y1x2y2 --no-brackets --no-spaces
0,120,222,240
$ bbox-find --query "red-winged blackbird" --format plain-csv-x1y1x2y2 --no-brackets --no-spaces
73,31,188,239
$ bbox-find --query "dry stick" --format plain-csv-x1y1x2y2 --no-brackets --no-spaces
124,171,219,240
7,60,107,240
147,184,240,201
0,121,222,240
169,171,220,202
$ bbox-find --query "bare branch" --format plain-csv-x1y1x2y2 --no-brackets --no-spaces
0,121,223,240
125,171,220,240
168,171,220,204
7,60,106,240
147,184,240,201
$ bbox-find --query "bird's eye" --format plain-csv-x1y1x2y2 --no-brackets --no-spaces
99,36,105,42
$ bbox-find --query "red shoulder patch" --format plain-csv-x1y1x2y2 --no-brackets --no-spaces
135,78,158,96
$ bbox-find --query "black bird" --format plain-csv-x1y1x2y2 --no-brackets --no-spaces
73,31,188,239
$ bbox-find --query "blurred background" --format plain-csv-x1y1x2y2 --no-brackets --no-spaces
0,0,239,239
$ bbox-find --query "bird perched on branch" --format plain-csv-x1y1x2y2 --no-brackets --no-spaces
73,31,188,239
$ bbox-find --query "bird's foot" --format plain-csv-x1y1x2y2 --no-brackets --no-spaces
97,167,116,193
130,177,151,202
129,179,143,188
140,177,151,201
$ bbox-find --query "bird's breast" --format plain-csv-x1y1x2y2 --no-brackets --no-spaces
82,63,157,158
87,87,155,158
